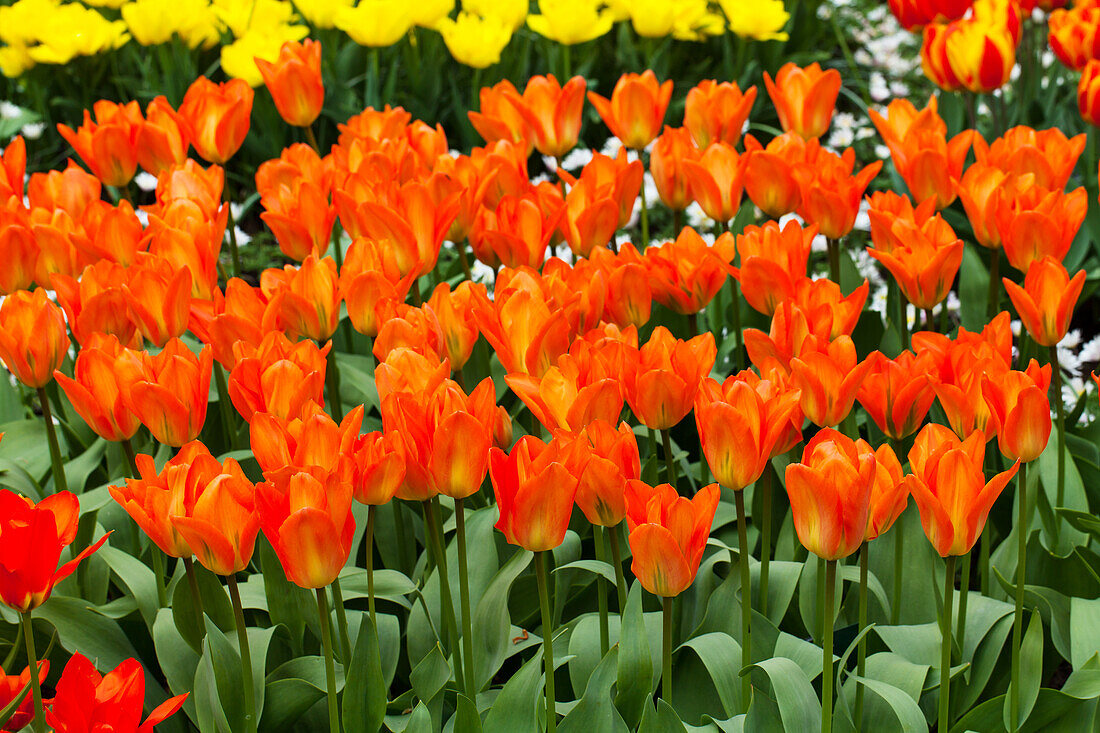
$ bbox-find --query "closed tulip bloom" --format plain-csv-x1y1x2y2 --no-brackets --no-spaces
47,655,186,733
0,135,26,202
956,162,1009,249
228,331,329,423
527,0,615,45
427,281,488,371
144,199,226,300
153,158,225,216
888,0,971,29
734,220,814,316
124,256,194,347
0,490,108,612
375,348,451,405
682,142,748,224
857,350,937,440
649,126,700,212
569,420,639,527
561,149,644,229
1004,257,1086,347
684,80,757,148
560,177,621,257
467,80,534,153
261,255,341,342
1051,7,1100,70
624,481,719,596
865,442,907,541
127,338,213,447
334,0,413,46
75,198,145,266
250,402,364,477
798,144,882,239
54,334,143,442
944,18,1016,93
1080,59,1100,126
177,76,253,164
973,126,1085,191
0,661,48,732
695,372,801,491
995,182,1087,272
506,340,624,433
256,39,324,127
521,74,586,158
721,0,790,40
351,430,406,506
588,70,673,150
137,96,190,176
982,361,1052,463
437,12,513,69
921,23,964,91
490,434,579,551
51,262,140,348
0,211,36,295
764,62,842,139
644,228,736,315
785,429,876,560
626,327,716,430
340,238,416,338
260,176,336,262
868,217,964,310
790,336,874,428
259,467,355,588
169,455,259,576
905,425,1018,556
56,100,143,187
742,132,808,218
0,288,69,389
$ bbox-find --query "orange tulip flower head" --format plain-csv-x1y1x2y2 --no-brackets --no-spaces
624,481,719,597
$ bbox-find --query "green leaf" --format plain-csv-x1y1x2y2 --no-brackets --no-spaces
343,615,387,733
153,608,201,725
851,676,929,732
1057,508,1100,543
98,543,159,629
1070,597,1100,669
0,418,51,482
200,615,246,732
638,698,688,733
172,563,234,653
411,643,451,705
1004,610,1044,731
560,647,629,733
473,548,532,690
838,565,890,618
453,693,483,733
1037,438,1089,555
553,559,617,585
482,650,542,733
61,437,107,494
744,657,821,732
615,582,655,728
403,702,434,733
957,245,989,332
258,539,315,652
677,633,744,718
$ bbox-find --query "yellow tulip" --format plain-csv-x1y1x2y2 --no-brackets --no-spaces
0,0,61,46
27,5,129,65
121,0,221,49
527,0,615,45
0,43,35,78
212,0,297,35
293,0,354,29
437,12,512,68
627,0,676,38
673,1,727,40
334,0,413,47
464,0,528,30
719,0,790,41
220,25,310,87
411,0,454,28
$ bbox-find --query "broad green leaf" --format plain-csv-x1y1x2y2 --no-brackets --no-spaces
452,693,483,733
403,702,434,733
61,437,107,493
838,565,890,618
153,609,201,724
852,676,928,732
615,582,655,728
638,698,688,733
411,643,451,705
1004,610,1044,731
677,633,744,718
343,615,387,733
259,539,314,652
1037,438,1089,555
744,657,821,732
171,563,234,653
200,616,246,732
0,418,51,481
473,548,532,690
554,559,617,585
98,543,160,629
482,650,542,733
559,647,629,733
1070,597,1100,669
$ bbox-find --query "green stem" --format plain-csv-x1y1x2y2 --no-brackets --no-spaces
305,124,321,154
316,588,341,733
536,551,557,733
609,523,628,612
456,498,477,699
1050,346,1066,512
1010,462,1028,732
213,363,237,449
647,428,659,484
760,467,772,617
326,348,344,423
330,578,352,663
827,238,840,284
225,192,241,277
366,505,377,626
672,208,683,238
594,525,610,657
121,437,139,477
662,429,677,489
822,559,836,733
855,545,868,731
892,522,903,626
924,308,936,332
736,490,752,707
639,174,650,251
731,279,744,371
816,556,826,640
20,613,45,733
980,523,990,596
956,553,970,656
184,557,206,638
228,575,257,733
940,555,956,733
151,549,168,609
662,596,673,701
37,387,68,494
987,248,1001,318
425,498,465,693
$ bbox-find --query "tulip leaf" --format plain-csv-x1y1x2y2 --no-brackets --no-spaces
559,646,629,733
152,608,201,724
553,559,617,585
743,657,821,733
258,539,317,653
58,436,107,494
1037,438,1089,555
452,693,483,733
849,675,929,732
959,614,1013,712
838,565,890,618
98,542,160,630
1057,508,1100,545
403,701,433,733
0,418,51,482
676,632,744,718
411,643,451,706
614,582,654,728
638,698,688,733
957,245,989,332
172,563,234,653
1003,610,1044,731
482,651,543,733
473,548,532,689
258,678,325,733
343,614,387,733
200,615,246,733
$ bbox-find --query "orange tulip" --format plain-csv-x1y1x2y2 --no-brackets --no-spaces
733,220,814,316
228,331,329,423
1004,256,1086,347
339,237,416,339
973,126,1085,191
649,126,699,213
790,276,869,340
468,80,534,155
520,74,586,159
865,443,907,541
560,176,621,258
506,339,624,433
54,334,143,443
261,255,341,342
256,39,324,128
27,160,101,219
56,100,143,187
0,288,69,389
124,256,194,347
374,347,451,405
0,490,108,612
784,429,876,560
51,262,140,348
351,430,406,506
74,199,145,266
995,182,1087,272
189,278,270,370
127,338,214,447
0,135,26,203
177,76,253,164
471,191,563,269
956,162,1009,249
789,336,873,428
744,302,828,376
867,191,933,254
427,281,489,371
857,350,937,440
250,402,363,477
144,198,226,300
569,420,639,527
490,434,579,551
560,149,643,229
684,80,757,148
982,361,1052,463
644,227,735,315
0,208,36,295
682,142,747,224
742,132,808,218
905,424,1018,556
258,144,336,262
587,70,673,150
137,96,190,176
337,105,411,146
867,214,963,310
47,655,186,733
624,481,719,596
591,246,652,327
695,371,802,491
259,467,356,588
798,143,882,239
152,159,224,217
1080,59,1100,126
372,303,445,366
763,62,842,139
625,326,716,430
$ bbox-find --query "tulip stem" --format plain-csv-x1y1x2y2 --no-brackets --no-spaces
121,437,139,478
366,505,377,627
392,501,413,576
1049,346,1066,516
647,428,659,483
822,559,836,733
731,279,744,371
892,522,903,626
535,551,557,733
826,238,840,284
456,498,478,699
37,387,68,494
20,613,45,733
305,124,321,155
662,596,673,701
326,348,344,423
1010,462,1028,732
924,308,935,332
638,175,650,250
593,525,610,657
330,578,352,663
151,549,169,609
735,490,752,707
225,194,241,277
183,557,206,639
424,498,465,693
855,545,868,732
228,575,257,733
987,249,1001,318
662,429,677,489
608,523,628,612
213,364,237,450
956,552,970,657
760,467,772,618
940,555,956,733
459,241,473,282
316,588,341,733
